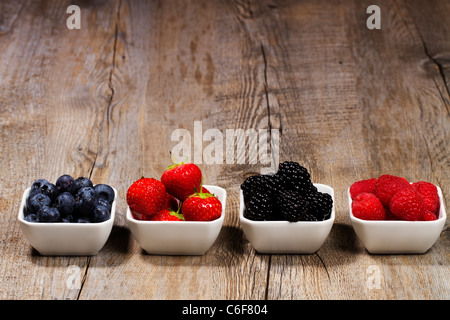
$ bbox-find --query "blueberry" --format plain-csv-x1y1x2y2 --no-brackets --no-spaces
95,197,112,211
73,177,93,194
26,192,51,214
62,215,74,223
31,179,48,191
24,213,39,223
94,184,115,203
76,217,91,223
93,205,110,223
56,174,76,194
75,187,97,217
37,206,61,222
55,192,76,217
30,179,58,200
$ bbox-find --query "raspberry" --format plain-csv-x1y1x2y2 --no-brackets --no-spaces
384,208,398,220
349,178,377,199
374,174,411,207
412,181,440,214
389,188,426,221
422,210,437,221
351,193,386,220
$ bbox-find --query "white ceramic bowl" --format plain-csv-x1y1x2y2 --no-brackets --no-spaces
126,185,226,255
240,184,335,254
348,186,447,254
18,187,117,256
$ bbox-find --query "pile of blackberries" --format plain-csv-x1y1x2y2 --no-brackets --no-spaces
23,174,115,223
241,161,333,222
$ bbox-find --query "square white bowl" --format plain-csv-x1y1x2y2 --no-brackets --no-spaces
239,183,335,254
18,187,117,256
348,185,447,254
126,185,226,255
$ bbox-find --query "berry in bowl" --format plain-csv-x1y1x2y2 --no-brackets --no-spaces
18,175,116,256
239,161,335,254
126,160,226,255
348,175,447,254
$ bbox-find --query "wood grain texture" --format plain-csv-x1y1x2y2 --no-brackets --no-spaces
0,0,448,300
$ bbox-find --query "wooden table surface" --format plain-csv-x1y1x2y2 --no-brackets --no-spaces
0,0,448,301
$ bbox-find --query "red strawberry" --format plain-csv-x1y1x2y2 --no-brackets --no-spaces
163,193,179,211
349,178,377,199
389,188,426,221
161,160,202,201
374,174,411,207
126,178,166,220
181,191,222,221
201,186,210,194
351,192,386,220
422,210,437,221
149,208,184,221
412,181,440,214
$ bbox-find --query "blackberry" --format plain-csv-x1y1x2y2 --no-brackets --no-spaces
305,191,333,221
277,190,309,222
241,162,332,223
302,211,320,221
241,173,283,209
244,191,274,221
276,161,313,195
241,174,282,195
262,174,283,196
241,175,261,208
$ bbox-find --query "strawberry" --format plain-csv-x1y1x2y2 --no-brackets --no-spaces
349,178,377,199
163,192,179,211
126,178,166,220
181,191,222,221
351,192,386,220
389,188,426,221
161,160,202,201
201,186,210,194
149,208,184,221
412,181,440,214
374,174,411,207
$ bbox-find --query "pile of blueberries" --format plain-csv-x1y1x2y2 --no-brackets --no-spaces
23,174,115,223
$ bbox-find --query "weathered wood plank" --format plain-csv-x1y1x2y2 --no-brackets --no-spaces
237,0,449,299
0,0,120,299
78,0,271,299
0,0,448,300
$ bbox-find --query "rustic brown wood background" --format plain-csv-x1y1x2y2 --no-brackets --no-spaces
0,0,448,300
